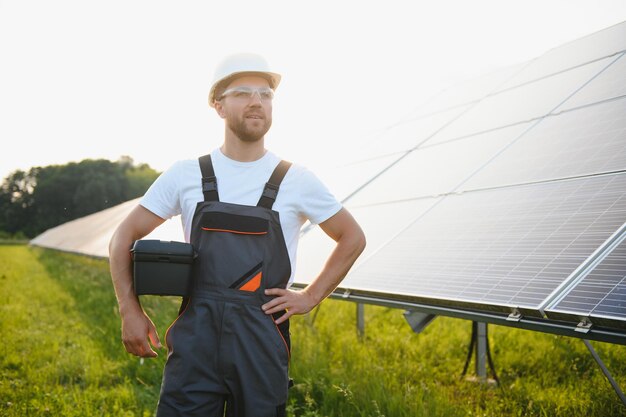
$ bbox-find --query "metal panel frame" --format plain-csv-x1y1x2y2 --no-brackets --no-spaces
542,222,626,313
543,222,626,330
290,283,626,345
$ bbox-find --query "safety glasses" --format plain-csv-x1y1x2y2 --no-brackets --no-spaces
219,86,274,101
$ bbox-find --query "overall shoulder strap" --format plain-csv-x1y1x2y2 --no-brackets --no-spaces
257,160,292,209
199,154,219,202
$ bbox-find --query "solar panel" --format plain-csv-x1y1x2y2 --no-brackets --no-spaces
425,57,614,146
316,153,401,203
345,123,531,206
546,232,626,329
311,106,471,211
461,97,626,191
349,105,469,162
294,198,440,286
421,63,526,114
29,198,185,257
495,22,626,91
558,52,626,111
341,173,626,316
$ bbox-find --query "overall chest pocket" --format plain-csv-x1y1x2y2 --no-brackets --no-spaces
196,211,269,291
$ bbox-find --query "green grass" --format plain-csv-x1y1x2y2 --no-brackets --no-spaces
1,245,625,416
0,245,179,416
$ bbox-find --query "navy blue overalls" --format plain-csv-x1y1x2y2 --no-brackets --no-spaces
157,154,292,417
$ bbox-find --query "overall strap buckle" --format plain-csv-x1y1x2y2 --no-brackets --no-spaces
199,154,219,202
261,182,279,201
258,160,292,209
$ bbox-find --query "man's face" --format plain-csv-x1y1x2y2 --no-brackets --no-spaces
215,75,273,143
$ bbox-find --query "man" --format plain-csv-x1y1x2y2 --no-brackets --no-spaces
109,53,366,416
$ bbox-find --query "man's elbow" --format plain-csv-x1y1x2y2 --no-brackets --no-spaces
108,226,125,258
109,223,136,259
358,230,367,254
351,226,367,257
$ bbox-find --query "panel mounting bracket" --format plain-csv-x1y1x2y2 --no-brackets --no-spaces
342,289,352,299
403,310,437,334
576,318,593,334
507,308,522,322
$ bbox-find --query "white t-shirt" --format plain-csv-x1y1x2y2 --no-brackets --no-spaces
140,148,342,284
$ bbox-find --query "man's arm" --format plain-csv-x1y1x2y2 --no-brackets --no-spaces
109,205,165,357
263,207,366,324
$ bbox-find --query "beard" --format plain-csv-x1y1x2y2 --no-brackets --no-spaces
227,112,272,142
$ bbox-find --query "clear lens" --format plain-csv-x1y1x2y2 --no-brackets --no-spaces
258,89,274,100
221,87,274,101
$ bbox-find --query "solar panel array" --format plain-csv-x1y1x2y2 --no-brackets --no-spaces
294,22,626,338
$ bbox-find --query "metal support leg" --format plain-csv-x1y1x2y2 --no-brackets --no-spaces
583,339,626,406
476,322,487,380
356,303,365,339
462,322,499,384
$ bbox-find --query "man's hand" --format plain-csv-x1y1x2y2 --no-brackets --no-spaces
262,288,318,324
121,309,162,358
109,205,166,357
261,208,365,325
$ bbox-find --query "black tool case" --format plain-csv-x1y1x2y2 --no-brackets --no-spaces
131,240,195,296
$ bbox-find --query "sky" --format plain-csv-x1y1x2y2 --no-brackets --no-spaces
1,0,626,184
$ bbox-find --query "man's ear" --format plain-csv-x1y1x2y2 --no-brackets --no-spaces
214,101,226,119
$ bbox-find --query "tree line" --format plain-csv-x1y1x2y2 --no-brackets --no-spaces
0,157,160,239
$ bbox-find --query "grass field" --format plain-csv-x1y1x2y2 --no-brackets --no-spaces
1,244,625,416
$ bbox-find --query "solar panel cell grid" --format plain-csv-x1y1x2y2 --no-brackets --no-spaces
495,23,626,91
317,153,401,203
422,63,526,114
346,123,530,206
461,97,626,191
557,53,626,111
426,58,613,145
342,174,626,313
350,106,468,162
294,198,439,286
548,236,626,322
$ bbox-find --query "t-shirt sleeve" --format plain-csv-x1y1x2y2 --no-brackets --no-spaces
297,167,343,225
139,161,183,220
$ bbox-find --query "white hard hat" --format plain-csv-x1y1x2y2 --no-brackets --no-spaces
208,53,281,108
